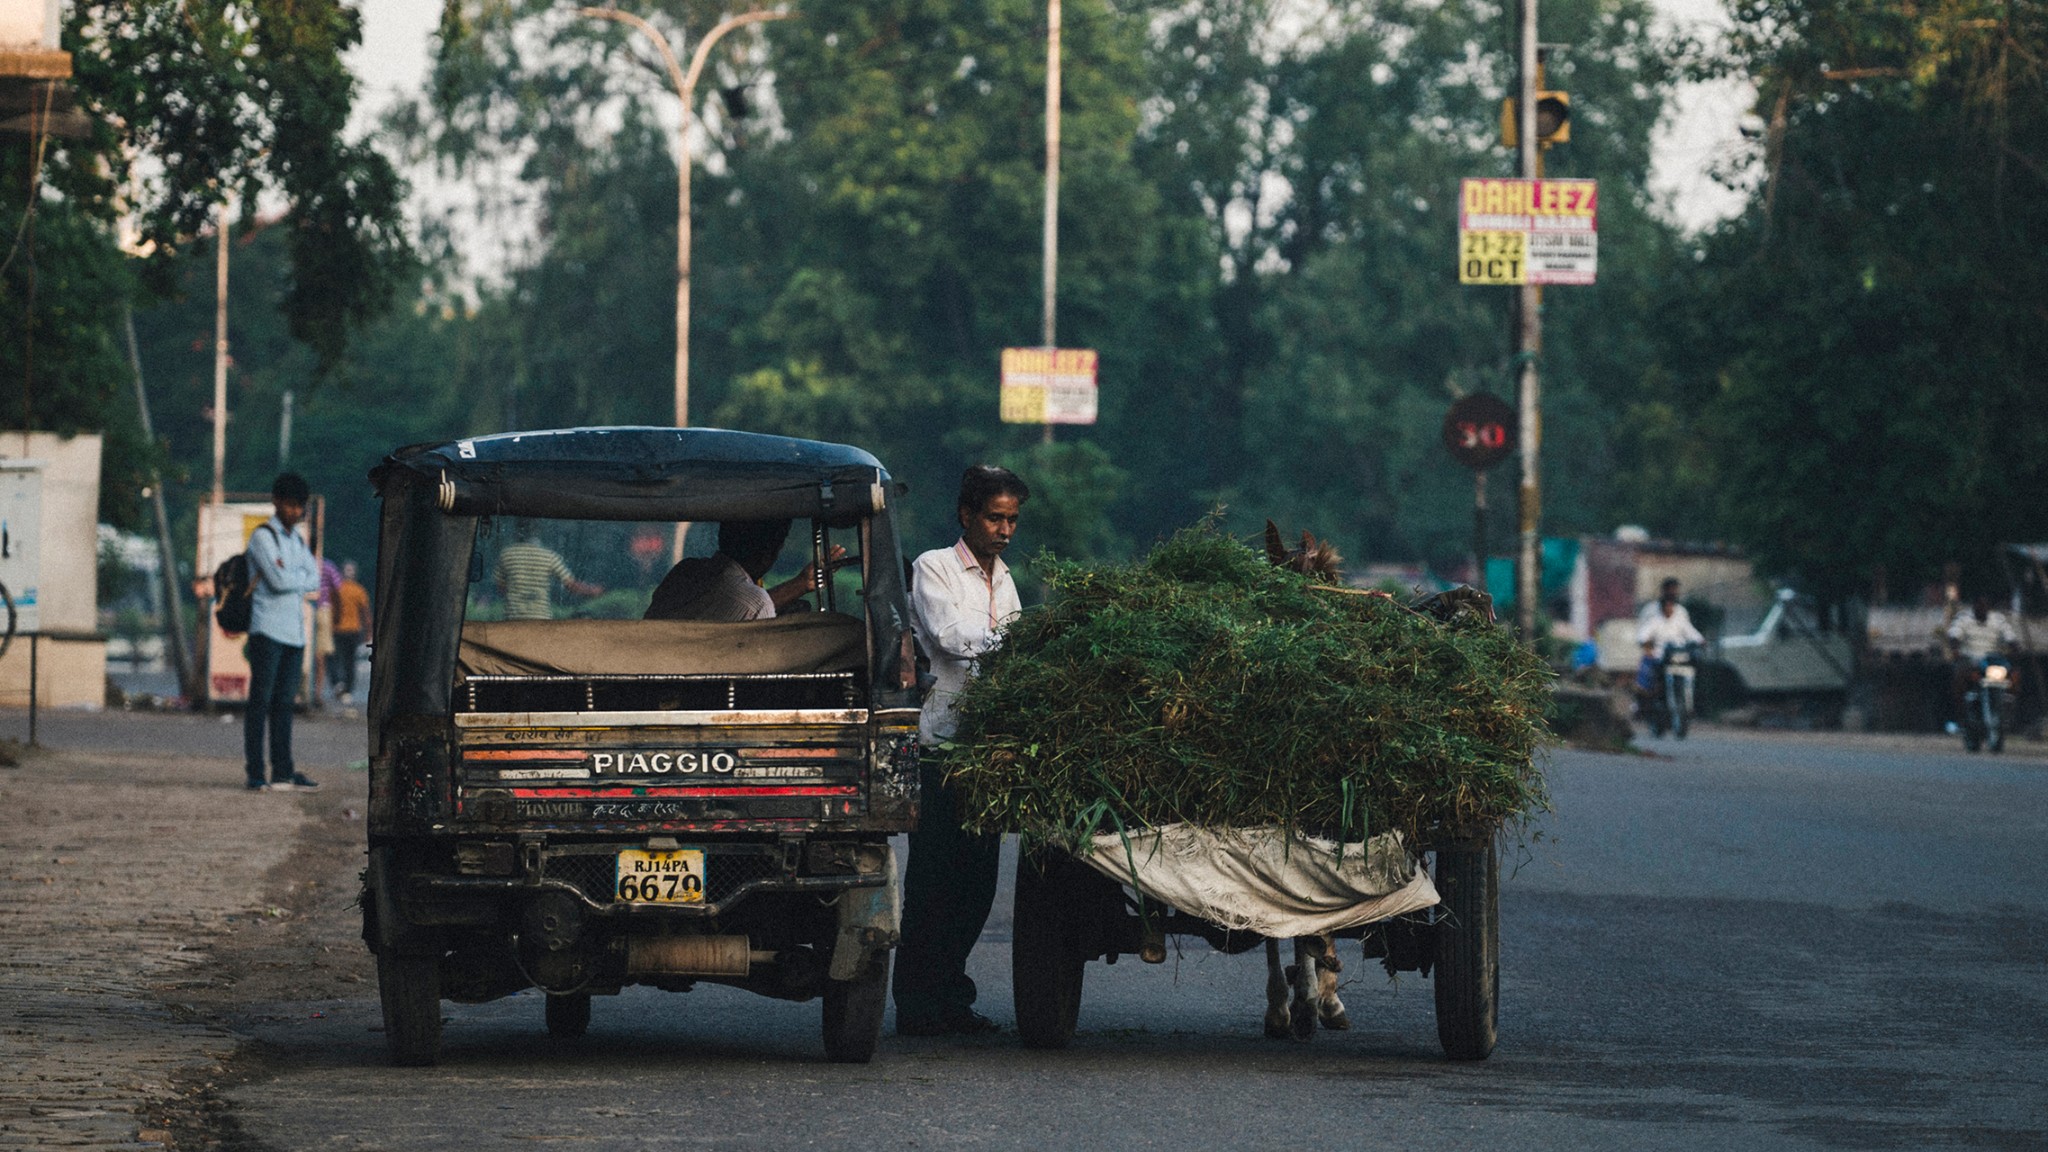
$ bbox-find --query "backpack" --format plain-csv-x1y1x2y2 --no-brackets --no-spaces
213,524,277,635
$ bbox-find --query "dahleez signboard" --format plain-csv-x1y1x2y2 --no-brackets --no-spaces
1000,347,1099,425
1457,177,1598,286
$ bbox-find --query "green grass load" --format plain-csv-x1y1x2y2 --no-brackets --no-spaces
946,527,1553,853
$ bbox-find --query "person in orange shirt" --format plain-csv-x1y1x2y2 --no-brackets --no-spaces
330,560,371,704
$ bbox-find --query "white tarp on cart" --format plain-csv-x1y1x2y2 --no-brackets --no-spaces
1080,824,1441,939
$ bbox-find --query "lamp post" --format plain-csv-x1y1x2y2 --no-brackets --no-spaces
577,6,790,437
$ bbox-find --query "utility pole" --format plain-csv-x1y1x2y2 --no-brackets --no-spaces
211,198,230,507
1041,0,1062,448
122,308,196,700
1514,0,1542,643
278,390,293,468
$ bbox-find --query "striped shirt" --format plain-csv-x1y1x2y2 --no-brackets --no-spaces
495,541,575,621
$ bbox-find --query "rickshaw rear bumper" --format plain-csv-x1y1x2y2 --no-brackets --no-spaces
403,869,885,920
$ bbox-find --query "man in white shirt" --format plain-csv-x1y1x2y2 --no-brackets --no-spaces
244,473,324,792
1636,577,1706,654
1948,594,2018,718
893,465,1028,1037
1947,595,2017,662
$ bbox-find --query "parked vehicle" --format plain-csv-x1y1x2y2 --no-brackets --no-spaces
1960,655,2015,753
360,428,921,1066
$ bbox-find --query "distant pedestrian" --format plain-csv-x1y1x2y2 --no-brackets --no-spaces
314,556,341,703
245,473,323,792
494,522,603,620
330,560,370,703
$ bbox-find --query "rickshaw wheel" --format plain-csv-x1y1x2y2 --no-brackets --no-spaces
822,951,890,1063
1433,839,1499,1061
1013,850,1085,1050
545,992,591,1039
377,951,443,1066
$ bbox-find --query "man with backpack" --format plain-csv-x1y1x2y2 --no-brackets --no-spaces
241,473,323,791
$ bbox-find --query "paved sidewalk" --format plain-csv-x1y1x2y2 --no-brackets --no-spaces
0,710,366,1151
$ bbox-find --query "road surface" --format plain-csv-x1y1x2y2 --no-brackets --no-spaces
200,726,2048,1150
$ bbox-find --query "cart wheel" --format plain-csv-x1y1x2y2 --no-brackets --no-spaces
822,951,890,1064
545,991,591,1039
1013,850,1085,1049
1433,839,1499,1061
377,951,443,1066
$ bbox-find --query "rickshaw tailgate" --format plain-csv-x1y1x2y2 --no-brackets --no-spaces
449,710,895,828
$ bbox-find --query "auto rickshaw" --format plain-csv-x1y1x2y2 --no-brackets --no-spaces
360,428,920,1065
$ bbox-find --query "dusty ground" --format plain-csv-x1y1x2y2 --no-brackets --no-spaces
0,718,371,1152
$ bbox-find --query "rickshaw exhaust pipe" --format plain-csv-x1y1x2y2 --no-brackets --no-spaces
624,935,776,978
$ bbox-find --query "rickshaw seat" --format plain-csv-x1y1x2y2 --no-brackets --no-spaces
457,612,866,679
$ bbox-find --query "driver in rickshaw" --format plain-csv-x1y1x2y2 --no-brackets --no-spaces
644,518,845,622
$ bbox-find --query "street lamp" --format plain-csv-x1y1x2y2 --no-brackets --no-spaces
577,5,790,436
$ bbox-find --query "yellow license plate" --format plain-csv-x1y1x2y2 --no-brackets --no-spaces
615,849,706,904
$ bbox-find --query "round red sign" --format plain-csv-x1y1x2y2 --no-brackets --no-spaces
1441,393,1517,469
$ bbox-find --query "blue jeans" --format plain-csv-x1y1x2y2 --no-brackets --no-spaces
244,633,302,784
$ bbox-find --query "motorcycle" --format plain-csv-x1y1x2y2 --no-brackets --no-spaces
1960,654,2015,754
1640,643,1700,740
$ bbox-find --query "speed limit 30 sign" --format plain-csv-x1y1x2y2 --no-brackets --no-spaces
1442,393,1517,469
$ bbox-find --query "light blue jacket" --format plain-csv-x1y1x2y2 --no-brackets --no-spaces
246,516,321,647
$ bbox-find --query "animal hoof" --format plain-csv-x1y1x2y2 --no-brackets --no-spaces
1319,1006,1350,1031
1264,1017,1291,1040
1289,1000,1316,1042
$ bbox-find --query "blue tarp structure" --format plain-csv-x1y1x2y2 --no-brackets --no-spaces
1484,537,1579,612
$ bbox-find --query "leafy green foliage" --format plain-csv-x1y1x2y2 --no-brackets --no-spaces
64,1,414,369
0,0,411,545
404,0,1689,570
947,527,1553,851
1664,0,2048,597
126,227,475,566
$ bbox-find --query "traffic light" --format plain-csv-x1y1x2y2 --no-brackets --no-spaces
1500,92,1570,147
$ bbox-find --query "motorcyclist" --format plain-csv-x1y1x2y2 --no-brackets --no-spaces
1636,578,1706,654
1946,594,2017,721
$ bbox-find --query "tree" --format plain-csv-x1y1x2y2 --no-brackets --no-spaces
0,1,413,537
1139,0,1683,568
65,1,413,368
128,225,476,571
1676,0,2048,599
408,0,1687,572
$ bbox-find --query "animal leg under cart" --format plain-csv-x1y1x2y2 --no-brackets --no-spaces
1010,825,1502,1060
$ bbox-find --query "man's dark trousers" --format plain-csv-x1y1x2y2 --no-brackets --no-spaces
331,631,362,696
245,633,303,785
892,749,1002,1025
